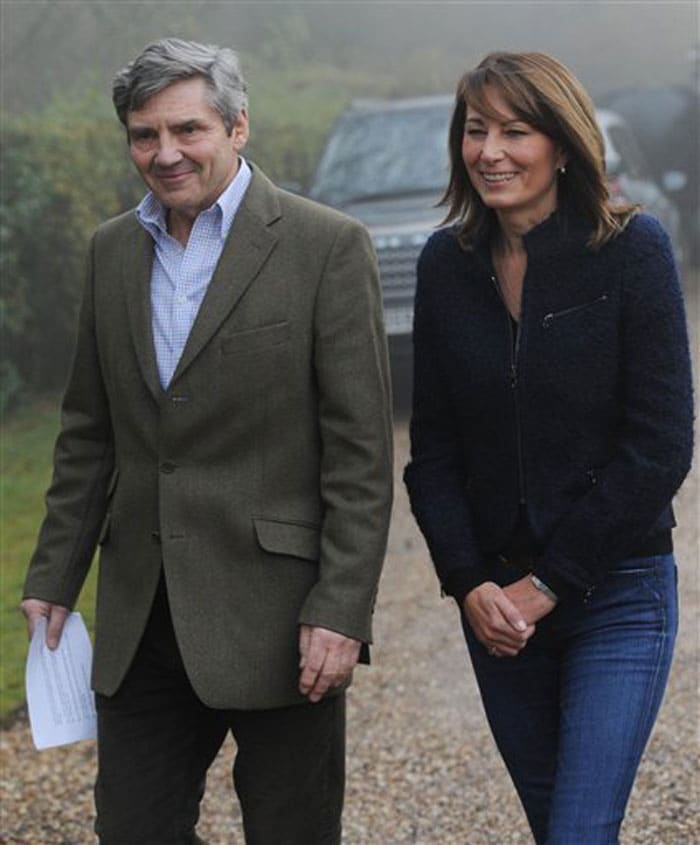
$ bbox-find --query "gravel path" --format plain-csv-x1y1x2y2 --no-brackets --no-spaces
2,282,698,843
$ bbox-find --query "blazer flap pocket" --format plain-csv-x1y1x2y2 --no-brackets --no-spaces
221,321,290,355
253,517,320,562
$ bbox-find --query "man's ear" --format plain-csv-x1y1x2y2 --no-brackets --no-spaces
232,108,249,151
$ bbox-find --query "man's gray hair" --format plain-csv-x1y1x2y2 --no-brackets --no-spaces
112,38,248,134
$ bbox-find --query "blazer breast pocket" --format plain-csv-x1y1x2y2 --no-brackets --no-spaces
220,321,290,355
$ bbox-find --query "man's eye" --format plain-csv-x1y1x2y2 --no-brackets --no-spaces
130,132,154,145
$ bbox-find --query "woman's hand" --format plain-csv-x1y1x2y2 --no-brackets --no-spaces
502,575,557,626
463,581,536,657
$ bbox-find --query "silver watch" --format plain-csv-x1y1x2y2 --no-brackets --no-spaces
530,574,559,603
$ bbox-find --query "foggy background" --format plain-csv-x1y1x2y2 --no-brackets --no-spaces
1,0,698,408
3,1,698,110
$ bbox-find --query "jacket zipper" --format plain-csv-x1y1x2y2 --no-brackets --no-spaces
491,275,527,505
542,292,608,328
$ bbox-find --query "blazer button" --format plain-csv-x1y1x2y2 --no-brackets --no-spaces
160,461,176,474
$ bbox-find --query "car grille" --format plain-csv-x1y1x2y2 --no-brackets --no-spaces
374,238,425,335
376,241,421,293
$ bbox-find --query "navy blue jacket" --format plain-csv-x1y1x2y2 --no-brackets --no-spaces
404,212,693,601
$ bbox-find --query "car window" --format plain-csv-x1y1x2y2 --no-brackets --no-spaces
605,124,650,180
604,88,690,145
309,104,451,205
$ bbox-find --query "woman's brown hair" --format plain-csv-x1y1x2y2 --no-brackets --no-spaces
441,51,637,249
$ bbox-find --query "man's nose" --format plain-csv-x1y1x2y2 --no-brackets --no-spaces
153,136,183,167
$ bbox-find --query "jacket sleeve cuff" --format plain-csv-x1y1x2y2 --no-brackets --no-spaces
441,567,491,606
534,557,597,603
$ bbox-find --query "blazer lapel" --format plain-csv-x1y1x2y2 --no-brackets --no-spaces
170,167,280,386
122,222,163,402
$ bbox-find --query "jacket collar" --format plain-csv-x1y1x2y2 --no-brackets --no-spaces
520,207,592,259
466,206,591,270
123,162,282,402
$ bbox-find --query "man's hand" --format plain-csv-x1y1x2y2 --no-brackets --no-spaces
463,581,535,658
20,599,70,650
298,624,362,703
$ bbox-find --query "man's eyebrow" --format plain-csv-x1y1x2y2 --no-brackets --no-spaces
127,121,153,132
172,118,203,130
127,122,154,134
127,117,203,133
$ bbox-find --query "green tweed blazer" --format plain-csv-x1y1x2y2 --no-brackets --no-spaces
24,164,393,710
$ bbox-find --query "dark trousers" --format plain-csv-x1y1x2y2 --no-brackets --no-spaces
463,554,678,845
94,577,345,845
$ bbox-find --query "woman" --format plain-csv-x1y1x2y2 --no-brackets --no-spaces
404,52,693,844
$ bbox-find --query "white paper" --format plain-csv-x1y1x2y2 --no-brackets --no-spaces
25,612,97,750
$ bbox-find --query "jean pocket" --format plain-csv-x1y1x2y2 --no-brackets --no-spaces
608,554,676,606
611,565,658,576
608,554,669,576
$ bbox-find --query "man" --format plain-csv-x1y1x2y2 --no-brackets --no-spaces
22,38,393,845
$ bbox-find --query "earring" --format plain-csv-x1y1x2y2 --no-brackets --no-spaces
558,165,567,175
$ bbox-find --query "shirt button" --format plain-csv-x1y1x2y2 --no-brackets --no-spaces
160,461,176,474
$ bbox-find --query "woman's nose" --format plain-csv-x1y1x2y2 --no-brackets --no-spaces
480,132,505,162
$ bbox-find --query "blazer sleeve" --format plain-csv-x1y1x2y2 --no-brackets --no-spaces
404,240,492,598
535,216,694,598
296,219,393,642
23,233,115,609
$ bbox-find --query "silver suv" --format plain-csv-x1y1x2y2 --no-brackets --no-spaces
308,96,452,399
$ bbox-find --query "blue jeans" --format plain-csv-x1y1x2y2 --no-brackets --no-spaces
462,554,678,845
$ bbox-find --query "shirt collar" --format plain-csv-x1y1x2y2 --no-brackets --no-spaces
135,156,252,241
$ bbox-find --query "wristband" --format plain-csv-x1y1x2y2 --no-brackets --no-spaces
530,574,558,604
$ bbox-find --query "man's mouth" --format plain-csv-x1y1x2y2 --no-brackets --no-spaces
154,169,195,183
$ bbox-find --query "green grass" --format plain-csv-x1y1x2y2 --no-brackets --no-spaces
0,398,97,720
